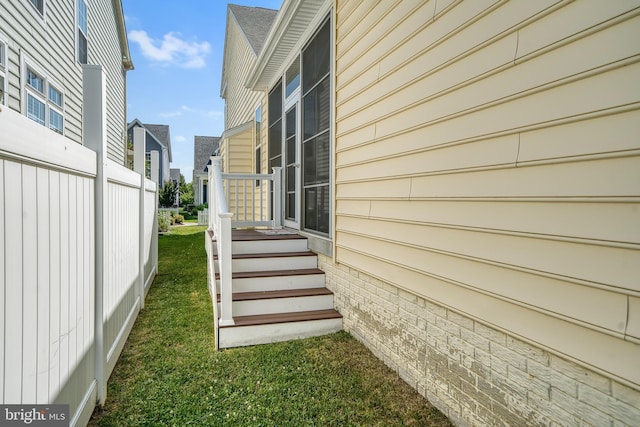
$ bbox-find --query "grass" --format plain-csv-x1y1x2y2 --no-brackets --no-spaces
89,225,451,426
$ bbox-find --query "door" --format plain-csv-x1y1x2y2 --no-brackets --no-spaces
283,97,301,229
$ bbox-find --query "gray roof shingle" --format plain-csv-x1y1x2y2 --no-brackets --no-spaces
229,4,278,55
194,136,220,174
144,123,172,160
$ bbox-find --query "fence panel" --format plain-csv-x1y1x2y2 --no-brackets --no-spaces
0,111,98,425
1,105,158,426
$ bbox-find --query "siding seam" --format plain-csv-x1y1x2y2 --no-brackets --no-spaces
336,55,640,141
337,228,640,296
336,103,640,158
337,213,640,250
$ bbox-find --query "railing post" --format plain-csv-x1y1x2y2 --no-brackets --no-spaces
218,213,234,325
272,166,283,228
82,64,107,405
133,127,145,309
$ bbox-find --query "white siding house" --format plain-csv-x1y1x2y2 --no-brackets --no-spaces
0,0,133,164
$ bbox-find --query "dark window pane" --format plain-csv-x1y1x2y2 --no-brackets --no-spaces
287,166,295,192
303,77,330,140
269,81,282,123
269,155,281,169
286,107,296,138
78,31,88,64
304,185,329,234
302,19,330,93
269,119,282,161
303,132,329,186
287,193,296,218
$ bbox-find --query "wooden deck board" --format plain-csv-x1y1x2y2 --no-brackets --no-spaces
222,309,342,328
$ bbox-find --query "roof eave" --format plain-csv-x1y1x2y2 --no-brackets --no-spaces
112,0,134,71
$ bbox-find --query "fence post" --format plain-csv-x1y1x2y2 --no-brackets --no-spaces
150,152,159,274
133,127,146,309
272,166,283,228
150,150,160,186
82,64,107,405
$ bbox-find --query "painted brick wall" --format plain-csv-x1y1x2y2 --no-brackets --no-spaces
318,255,640,426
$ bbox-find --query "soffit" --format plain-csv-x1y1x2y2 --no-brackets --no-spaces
246,0,330,91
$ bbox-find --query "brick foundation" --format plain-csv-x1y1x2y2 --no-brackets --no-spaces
318,255,640,426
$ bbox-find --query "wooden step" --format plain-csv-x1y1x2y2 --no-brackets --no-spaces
220,309,342,328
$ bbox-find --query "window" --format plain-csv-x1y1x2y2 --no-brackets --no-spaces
22,60,65,134
268,81,283,171
27,0,44,15
285,59,300,98
77,0,88,64
255,105,262,185
301,18,331,234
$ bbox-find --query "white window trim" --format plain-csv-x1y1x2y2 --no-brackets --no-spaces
20,54,65,134
76,0,89,64
0,33,7,106
20,0,47,22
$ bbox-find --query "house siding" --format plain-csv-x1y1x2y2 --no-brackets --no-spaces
333,0,640,425
221,10,264,174
0,0,128,164
89,0,128,164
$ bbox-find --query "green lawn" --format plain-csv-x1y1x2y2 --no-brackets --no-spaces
89,225,451,426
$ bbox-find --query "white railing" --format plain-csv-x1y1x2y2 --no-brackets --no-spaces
197,208,208,225
207,156,282,330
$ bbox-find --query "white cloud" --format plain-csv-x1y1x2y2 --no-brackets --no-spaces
207,110,224,119
159,105,194,118
175,135,187,143
128,30,211,69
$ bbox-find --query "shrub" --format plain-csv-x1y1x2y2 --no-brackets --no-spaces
174,214,184,224
158,212,170,232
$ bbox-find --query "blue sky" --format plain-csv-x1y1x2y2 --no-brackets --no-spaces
122,0,283,182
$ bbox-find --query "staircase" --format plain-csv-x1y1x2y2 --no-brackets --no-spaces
211,229,342,349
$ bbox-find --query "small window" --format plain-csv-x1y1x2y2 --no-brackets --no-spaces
28,0,44,15
77,0,88,64
49,109,63,134
27,93,45,125
22,58,65,134
27,68,44,93
49,85,63,107
285,59,300,98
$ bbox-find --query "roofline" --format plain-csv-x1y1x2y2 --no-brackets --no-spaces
127,119,169,152
112,0,134,71
220,120,253,140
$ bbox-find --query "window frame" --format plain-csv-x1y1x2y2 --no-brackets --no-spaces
77,0,88,64
255,104,262,185
20,0,46,20
21,55,65,134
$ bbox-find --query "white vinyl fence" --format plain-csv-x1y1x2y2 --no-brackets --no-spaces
0,66,158,427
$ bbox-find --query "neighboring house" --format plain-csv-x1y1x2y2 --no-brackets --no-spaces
193,135,220,205
220,4,278,177
219,1,640,426
127,119,172,187
0,0,133,164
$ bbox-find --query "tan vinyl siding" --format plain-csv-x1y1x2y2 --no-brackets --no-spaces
224,14,263,130
0,0,127,164
334,0,640,388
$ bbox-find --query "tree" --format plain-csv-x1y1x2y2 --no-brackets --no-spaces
159,180,178,208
